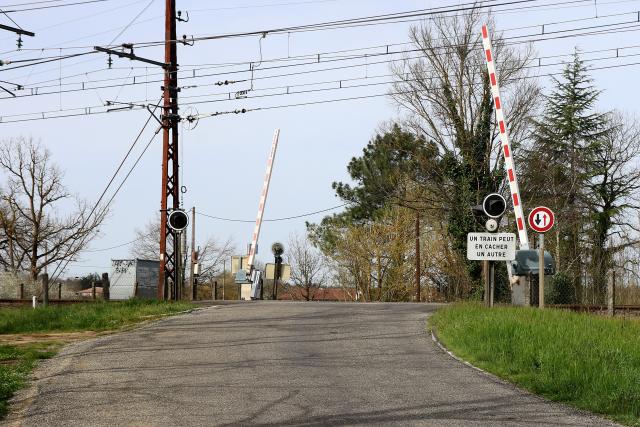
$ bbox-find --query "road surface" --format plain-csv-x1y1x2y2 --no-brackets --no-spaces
8,302,618,426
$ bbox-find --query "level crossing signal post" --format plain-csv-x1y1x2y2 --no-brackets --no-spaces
467,194,516,307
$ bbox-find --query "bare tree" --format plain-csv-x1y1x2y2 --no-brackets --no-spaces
0,137,106,281
390,8,539,282
130,215,160,260
195,237,235,283
288,232,326,301
130,215,235,282
586,113,640,301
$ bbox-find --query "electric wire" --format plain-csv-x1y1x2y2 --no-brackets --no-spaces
5,20,640,103
196,204,347,223
1,45,639,123
49,97,161,281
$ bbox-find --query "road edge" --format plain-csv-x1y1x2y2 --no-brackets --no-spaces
428,325,623,427
2,306,206,427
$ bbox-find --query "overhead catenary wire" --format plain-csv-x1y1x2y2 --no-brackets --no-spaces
0,0,640,90
48,97,162,282
2,51,640,124
4,17,640,104
196,204,347,223
81,202,348,254
0,0,625,78
2,0,113,13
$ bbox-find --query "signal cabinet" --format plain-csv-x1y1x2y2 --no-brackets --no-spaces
110,259,159,300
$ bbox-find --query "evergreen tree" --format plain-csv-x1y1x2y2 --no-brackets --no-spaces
522,53,609,302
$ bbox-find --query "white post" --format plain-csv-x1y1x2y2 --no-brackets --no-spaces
32,295,36,309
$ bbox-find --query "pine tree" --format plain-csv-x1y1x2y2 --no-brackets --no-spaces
522,53,609,302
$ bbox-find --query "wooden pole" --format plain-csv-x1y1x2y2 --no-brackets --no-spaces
102,272,110,301
489,261,495,308
483,260,490,307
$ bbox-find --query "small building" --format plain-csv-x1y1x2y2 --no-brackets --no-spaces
110,259,159,300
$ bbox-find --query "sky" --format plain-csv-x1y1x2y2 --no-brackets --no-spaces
0,0,637,279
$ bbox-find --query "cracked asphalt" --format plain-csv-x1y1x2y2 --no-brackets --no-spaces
6,302,619,426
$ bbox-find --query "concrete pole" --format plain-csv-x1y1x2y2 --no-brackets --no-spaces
190,207,196,301
539,234,545,309
608,269,615,317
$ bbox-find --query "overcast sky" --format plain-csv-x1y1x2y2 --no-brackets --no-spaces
0,0,637,278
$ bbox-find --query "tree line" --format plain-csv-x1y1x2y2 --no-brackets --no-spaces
306,8,640,303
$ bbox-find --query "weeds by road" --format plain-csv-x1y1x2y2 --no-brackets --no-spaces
0,299,195,418
430,303,640,426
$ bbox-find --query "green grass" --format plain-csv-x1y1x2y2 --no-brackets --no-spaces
0,299,195,334
430,303,640,426
0,299,195,418
0,342,60,418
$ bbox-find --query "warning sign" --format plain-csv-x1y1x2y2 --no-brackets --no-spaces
466,233,516,261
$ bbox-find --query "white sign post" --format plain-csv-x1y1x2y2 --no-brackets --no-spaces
467,233,517,261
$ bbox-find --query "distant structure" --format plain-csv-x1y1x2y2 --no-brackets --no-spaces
110,259,159,300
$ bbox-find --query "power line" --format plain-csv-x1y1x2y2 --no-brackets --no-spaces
84,238,139,252
197,204,347,223
49,98,162,282
188,59,640,120
3,0,113,13
2,47,639,123
5,19,640,103
0,2,635,84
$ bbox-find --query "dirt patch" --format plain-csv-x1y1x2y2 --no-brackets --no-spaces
0,331,105,346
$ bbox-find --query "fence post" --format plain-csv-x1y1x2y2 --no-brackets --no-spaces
607,269,615,317
41,274,49,307
102,273,110,301
58,283,62,300
19,283,23,300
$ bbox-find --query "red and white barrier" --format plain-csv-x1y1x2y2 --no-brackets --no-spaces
247,129,281,271
481,25,529,250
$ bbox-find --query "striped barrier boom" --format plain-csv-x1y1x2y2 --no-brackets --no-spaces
247,128,281,271
481,24,529,250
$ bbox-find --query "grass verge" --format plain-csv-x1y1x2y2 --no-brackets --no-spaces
0,342,61,418
0,299,195,334
430,303,640,426
0,299,195,418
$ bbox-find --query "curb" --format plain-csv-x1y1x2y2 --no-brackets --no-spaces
430,329,493,376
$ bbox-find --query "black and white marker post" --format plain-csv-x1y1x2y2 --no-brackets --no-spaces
527,207,555,308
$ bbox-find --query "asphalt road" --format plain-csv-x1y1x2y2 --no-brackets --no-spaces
8,302,618,426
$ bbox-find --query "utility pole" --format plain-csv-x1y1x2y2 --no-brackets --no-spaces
222,260,226,300
415,212,420,302
158,0,181,300
190,207,196,300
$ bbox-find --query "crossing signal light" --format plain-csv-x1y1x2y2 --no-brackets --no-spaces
168,209,189,232
482,193,507,218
